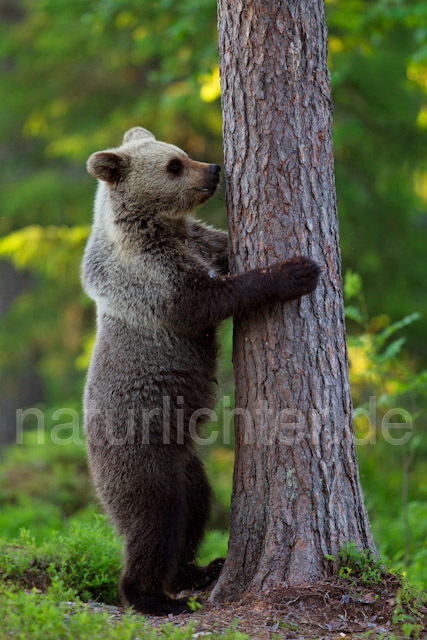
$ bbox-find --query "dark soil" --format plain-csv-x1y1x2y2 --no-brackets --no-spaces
62,573,427,639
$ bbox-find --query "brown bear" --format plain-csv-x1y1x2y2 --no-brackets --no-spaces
81,126,320,615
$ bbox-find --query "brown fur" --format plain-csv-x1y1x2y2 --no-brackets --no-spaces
81,127,320,615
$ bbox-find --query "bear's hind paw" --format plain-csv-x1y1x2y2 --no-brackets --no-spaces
129,593,193,616
174,557,225,592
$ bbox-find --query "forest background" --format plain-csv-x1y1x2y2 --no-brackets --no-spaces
0,0,426,592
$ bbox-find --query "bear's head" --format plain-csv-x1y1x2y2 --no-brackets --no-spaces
87,127,221,222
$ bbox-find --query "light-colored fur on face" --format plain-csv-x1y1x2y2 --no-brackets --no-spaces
87,127,219,244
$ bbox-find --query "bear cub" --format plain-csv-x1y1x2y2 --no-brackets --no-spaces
82,126,320,615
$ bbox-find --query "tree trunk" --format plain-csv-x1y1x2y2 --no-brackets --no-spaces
211,0,377,602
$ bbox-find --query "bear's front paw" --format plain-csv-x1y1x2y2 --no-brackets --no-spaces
280,256,321,300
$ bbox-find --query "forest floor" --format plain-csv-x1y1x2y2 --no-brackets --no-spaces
2,528,425,639
59,574,427,639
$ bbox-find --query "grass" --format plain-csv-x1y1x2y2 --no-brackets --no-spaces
0,581,250,640
0,515,228,606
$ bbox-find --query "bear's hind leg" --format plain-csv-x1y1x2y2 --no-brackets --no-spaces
119,481,192,615
172,453,225,592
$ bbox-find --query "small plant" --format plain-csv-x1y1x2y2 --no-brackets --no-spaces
398,579,427,618
187,595,202,612
339,565,353,580
390,589,425,639
326,541,384,586
278,620,299,631
402,622,422,639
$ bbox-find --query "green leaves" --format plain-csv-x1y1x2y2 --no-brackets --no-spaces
0,225,89,277
344,269,363,300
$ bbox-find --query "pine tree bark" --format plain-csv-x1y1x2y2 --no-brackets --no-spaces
211,0,377,602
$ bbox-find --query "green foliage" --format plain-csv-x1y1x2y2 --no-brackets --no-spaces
186,595,202,612
197,529,229,566
0,517,122,604
344,271,427,587
391,586,425,640
0,225,89,278
395,580,427,621
49,518,123,603
0,581,250,640
0,527,245,639
0,431,93,542
337,541,384,586
327,1,427,351
0,515,228,606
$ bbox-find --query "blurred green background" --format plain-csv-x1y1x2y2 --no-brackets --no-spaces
0,0,426,590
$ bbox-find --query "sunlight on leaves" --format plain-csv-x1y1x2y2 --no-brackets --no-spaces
199,65,221,102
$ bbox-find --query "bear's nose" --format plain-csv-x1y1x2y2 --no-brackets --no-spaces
209,164,221,175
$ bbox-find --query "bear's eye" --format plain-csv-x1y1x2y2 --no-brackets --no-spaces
167,158,184,175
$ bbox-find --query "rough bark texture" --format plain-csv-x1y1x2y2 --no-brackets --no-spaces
211,0,377,602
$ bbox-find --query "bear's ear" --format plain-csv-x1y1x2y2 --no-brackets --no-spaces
123,126,155,143
87,151,129,183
